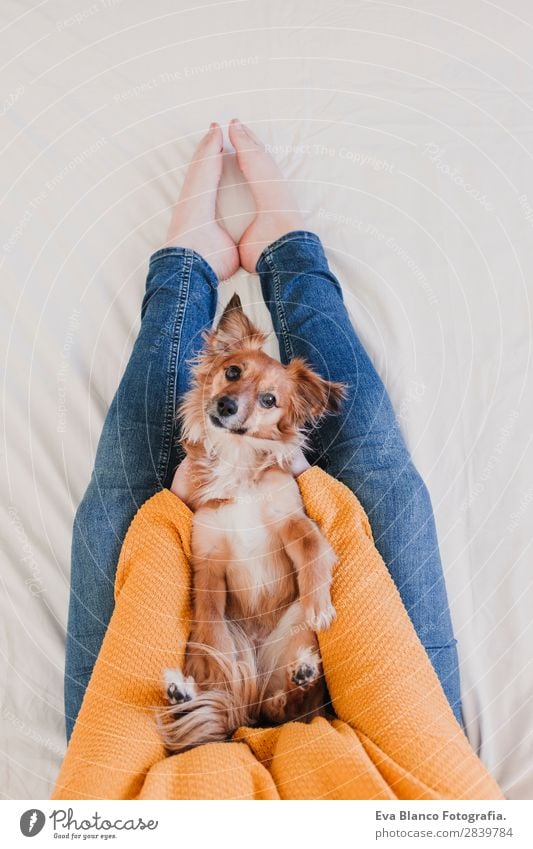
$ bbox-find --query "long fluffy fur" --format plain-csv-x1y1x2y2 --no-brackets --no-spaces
158,624,259,755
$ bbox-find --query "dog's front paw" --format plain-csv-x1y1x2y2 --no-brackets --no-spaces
164,668,197,705
304,592,336,632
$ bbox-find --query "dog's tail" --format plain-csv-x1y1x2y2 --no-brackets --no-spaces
158,624,259,755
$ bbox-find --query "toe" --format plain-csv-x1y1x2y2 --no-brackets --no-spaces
229,119,291,210
228,120,270,180
206,121,223,151
229,118,263,149
229,118,258,151
190,123,223,166
177,123,224,209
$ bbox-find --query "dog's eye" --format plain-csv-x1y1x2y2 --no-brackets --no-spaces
259,393,276,409
225,365,241,381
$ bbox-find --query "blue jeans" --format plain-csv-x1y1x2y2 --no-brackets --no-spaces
64,231,462,741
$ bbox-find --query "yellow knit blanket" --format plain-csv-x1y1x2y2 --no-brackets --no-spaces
53,467,502,800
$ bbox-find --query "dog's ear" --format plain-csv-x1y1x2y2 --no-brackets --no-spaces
286,358,346,422
208,293,267,353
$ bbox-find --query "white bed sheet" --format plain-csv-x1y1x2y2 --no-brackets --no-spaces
1,0,532,799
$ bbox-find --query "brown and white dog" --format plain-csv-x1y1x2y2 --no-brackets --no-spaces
160,294,345,753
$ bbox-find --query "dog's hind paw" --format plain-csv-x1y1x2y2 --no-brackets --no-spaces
164,668,197,705
289,648,321,691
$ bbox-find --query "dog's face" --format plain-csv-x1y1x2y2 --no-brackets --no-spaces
182,294,345,445
206,348,306,439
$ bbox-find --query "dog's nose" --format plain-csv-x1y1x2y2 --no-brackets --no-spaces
217,395,238,417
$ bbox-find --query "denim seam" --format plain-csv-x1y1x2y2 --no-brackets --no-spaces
149,247,218,291
267,252,295,362
156,250,193,482
264,251,329,468
257,230,321,271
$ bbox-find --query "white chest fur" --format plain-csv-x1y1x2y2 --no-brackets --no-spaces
206,499,279,607
191,434,304,611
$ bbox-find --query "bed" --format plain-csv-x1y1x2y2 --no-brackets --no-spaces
1,0,532,799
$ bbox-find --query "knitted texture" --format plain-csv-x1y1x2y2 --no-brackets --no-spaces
53,467,503,800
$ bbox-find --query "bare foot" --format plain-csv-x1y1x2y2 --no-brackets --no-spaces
228,119,305,272
165,123,240,281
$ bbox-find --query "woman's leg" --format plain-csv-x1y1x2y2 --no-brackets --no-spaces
257,232,462,723
64,124,237,740
229,122,462,724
